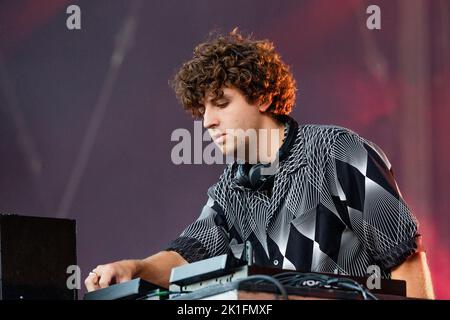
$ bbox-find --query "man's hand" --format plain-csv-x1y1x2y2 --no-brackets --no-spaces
84,259,142,292
84,251,188,292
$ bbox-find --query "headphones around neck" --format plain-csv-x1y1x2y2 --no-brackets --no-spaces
234,116,299,191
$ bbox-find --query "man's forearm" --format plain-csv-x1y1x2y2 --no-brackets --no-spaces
391,252,435,299
135,251,188,288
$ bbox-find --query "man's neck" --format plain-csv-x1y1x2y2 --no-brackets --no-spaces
255,117,286,164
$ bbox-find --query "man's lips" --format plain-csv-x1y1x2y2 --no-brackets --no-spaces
212,132,227,143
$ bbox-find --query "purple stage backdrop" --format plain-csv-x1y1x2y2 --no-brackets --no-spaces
0,0,449,298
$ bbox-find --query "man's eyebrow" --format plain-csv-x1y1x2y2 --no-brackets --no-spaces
204,93,232,105
210,94,232,103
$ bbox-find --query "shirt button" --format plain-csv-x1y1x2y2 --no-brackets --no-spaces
273,260,279,266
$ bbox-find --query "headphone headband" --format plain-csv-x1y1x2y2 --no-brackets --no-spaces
277,116,299,162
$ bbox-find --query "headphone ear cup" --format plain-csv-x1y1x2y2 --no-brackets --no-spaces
235,163,275,191
249,164,271,190
277,118,299,162
235,164,252,188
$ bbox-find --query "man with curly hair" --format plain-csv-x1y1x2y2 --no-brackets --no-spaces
85,30,434,299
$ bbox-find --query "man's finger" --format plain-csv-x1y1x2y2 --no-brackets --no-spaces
98,272,113,289
84,272,100,292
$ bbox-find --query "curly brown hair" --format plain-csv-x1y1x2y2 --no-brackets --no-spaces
171,29,297,118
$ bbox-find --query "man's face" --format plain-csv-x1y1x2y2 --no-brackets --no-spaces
202,87,267,159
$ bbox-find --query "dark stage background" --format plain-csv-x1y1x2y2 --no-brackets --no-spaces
0,0,449,298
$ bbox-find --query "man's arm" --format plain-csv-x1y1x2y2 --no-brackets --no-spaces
328,131,435,299
138,251,189,288
85,186,229,292
391,251,435,299
84,250,188,292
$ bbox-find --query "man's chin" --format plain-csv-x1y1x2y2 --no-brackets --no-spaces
219,144,236,159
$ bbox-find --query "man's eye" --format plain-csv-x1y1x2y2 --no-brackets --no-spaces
217,102,228,108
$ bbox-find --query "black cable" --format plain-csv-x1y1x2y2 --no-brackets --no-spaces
273,271,378,300
326,278,378,300
235,275,289,300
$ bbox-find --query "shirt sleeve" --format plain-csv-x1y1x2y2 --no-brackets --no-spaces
163,186,231,263
329,131,419,271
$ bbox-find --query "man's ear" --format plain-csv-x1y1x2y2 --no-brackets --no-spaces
258,101,271,113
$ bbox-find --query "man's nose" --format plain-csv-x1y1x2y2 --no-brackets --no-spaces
203,107,219,129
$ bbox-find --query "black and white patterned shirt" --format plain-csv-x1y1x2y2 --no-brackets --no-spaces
166,123,419,278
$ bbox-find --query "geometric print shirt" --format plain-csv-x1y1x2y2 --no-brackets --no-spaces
165,123,419,278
